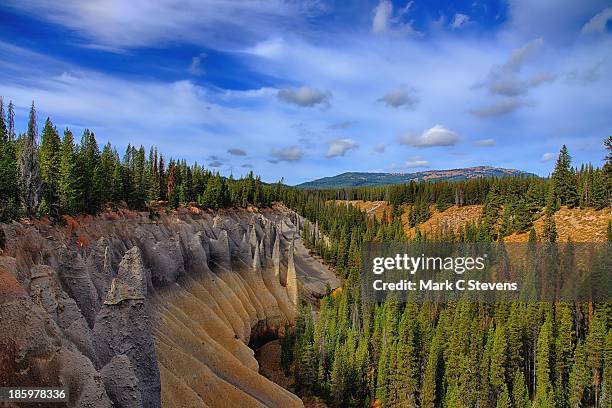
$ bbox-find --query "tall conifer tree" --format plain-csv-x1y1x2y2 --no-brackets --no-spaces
18,101,41,217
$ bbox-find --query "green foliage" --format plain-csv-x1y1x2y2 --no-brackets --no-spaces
39,118,61,217
58,129,79,213
0,98,19,220
551,145,578,208
18,101,41,217
529,227,538,242
542,208,557,243
512,369,530,408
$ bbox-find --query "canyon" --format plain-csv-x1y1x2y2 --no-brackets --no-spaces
0,205,339,407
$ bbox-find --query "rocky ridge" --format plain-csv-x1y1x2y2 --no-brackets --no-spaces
0,205,338,407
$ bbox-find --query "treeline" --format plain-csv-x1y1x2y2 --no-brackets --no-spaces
293,141,611,243
0,99,283,221
280,140,611,407
314,145,610,213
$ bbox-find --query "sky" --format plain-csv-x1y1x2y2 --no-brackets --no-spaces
0,0,611,185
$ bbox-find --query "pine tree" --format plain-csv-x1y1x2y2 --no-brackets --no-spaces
0,99,19,220
396,303,420,406
421,317,445,408
38,117,61,216
586,308,607,406
542,207,557,243
77,129,101,213
555,303,574,405
535,316,554,407
496,384,512,408
569,341,590,407
551,145,578,208
97,143,118,207
490,323,509,394
591,169,606,209
603,136,611,207
7,101,15,141
512,369,530,408
600,330,611,408
18,101,41,217
0,97,6,142
481,183,503,240
529,227,538,242
525,179,545,216
297,341,318,396
512,199,532,233
147,147,160,201
58,129,79,214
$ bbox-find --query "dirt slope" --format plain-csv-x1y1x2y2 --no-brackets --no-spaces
505,206,611,242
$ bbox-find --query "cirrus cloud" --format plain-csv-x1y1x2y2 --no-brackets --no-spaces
581,7,612,34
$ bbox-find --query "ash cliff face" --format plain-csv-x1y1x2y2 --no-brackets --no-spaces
0,205,338,407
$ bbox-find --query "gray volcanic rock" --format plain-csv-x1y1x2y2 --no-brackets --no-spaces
0,206,339,408
0,267,112,407
103,247,147,305
100,354,143,408
57,252,101,327
93,247,160,408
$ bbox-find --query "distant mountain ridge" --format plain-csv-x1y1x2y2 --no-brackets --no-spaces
295,166,534,189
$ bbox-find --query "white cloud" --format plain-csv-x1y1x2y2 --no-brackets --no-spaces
582,7,612,34
400,125,459,147
372,0,420,36
277,86,331,107
478,38,552,97
487,72,555,97
541,152,558,161
326,138,358,158
378,87,419,109
475,138,496,147
271,146,303,162
450,14,471,29
372,1,394,33
189,53,206,75
504,38,544,73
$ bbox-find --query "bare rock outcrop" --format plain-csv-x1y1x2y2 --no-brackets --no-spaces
0,205,338,407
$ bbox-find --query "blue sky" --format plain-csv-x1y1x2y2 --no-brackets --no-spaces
0,1,611,185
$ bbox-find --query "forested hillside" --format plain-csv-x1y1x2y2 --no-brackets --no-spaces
0,99,283,222
296,167,530,189
279,140,611,407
